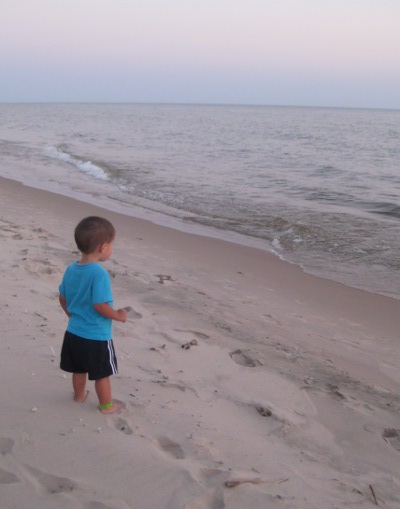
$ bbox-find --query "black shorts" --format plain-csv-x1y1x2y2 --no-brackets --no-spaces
60,331,118,380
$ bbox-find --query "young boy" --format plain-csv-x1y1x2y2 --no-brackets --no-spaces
59,216,127,414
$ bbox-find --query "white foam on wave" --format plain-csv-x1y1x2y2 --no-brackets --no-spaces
44,146,109,181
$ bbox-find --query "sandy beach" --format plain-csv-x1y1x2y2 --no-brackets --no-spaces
1,176,400,509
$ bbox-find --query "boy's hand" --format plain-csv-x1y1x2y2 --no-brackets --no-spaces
116,308,127,323
94,303,128,323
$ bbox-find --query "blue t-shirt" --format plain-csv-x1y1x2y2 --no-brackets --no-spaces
59,262,113,340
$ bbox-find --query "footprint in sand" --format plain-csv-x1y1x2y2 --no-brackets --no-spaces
32,227,51,238
155,274,174,284
229,349,260,368
325,383,346,400
255,405,273,417
246,404,283,433
22,464,76,495
115,418,133,435
383,429,400,452
0,467,20,484
157,437,185,459
106,414,133,435
124,306,143,319
84,502,118,509
0,437,14,455
181,339,198,350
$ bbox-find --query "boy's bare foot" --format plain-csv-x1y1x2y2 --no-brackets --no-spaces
74,390,89,403
99,401,125,414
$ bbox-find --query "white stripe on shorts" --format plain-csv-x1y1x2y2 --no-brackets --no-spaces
107,340,118,375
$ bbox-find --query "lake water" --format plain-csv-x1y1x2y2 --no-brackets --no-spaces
1,103,399,298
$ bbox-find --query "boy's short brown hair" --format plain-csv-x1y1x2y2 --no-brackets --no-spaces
74,216,115,254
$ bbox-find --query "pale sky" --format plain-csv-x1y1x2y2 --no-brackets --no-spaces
1,0,399,108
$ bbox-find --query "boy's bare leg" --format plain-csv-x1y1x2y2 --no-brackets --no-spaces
72,373,89,402
95,376,122,414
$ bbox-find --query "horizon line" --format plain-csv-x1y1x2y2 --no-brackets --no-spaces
0,100,399,112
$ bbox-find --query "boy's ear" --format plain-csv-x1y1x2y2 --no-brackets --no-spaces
100,241,112,253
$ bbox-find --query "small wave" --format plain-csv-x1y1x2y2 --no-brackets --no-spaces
367,202,400,219
304,189,354,204
44,145,110,181
313,165,344,177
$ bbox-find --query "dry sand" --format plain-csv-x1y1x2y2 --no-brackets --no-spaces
1,176,400,509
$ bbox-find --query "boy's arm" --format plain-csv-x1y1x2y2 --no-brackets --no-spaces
59,295,70,317
94,302,127,323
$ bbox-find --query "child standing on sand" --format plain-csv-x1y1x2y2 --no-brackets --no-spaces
59,216,127,414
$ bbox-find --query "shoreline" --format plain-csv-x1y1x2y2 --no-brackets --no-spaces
1,175,400,508
3,173,400,303
1,175,398,326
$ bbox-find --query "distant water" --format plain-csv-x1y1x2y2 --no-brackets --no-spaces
1,103,399,299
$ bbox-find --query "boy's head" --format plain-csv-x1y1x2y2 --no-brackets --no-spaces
74,216,115,254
